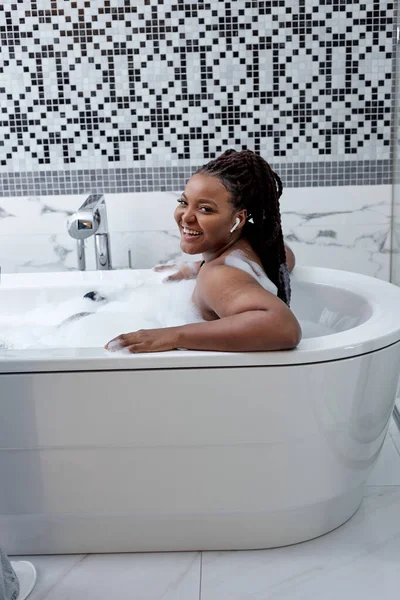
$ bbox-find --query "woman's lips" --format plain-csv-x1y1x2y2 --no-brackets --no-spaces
181,225,203,240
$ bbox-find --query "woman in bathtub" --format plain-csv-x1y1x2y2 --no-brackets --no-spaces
106,149,301,353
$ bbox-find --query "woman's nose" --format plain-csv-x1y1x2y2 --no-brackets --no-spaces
181,208,196,224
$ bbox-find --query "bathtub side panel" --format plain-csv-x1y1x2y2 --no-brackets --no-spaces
1,342,400,553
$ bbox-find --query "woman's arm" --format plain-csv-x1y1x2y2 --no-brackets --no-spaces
178,309,300,351
106,265,301,353
181,265,301,350
106,310,300,353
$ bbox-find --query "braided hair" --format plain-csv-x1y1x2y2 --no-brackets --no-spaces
197,148,291,305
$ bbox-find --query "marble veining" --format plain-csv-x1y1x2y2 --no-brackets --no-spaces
15,552,201,600
283,225,391,280
282,199,391,227
40,204,73,217
0,206,14,219
199,488,400,600
0,187,393,279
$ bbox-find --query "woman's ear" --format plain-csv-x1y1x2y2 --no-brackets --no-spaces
237,209,247,229
230,210,247,234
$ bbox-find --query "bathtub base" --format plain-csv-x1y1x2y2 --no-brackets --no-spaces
2,485,363,555
2,347,399,554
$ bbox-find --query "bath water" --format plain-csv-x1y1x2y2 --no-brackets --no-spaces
0,275,204,350
0,260,337,350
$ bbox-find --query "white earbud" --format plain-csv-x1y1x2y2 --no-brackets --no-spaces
230,217,240,234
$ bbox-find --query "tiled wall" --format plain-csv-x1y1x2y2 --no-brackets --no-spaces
0,0,396,195
0,1,397,279
0,185,392,279
391,26,400,284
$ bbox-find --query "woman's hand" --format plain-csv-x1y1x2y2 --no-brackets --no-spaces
153,261,201,282
105,327,179,353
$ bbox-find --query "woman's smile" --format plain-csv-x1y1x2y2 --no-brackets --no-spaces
180,224,203,241
174,173,237,255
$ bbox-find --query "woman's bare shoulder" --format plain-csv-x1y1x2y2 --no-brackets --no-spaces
196,258,277,308
193,260,259,319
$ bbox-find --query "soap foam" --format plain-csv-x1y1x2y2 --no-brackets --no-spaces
224,250,278,295
0,259,339,350
0,278,204,350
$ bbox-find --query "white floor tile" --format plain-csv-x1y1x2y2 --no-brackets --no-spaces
367,433,400,485
8,555,86,600
15,552,201,600
200,486,400,600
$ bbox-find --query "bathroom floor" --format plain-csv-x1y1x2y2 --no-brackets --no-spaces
13,418,400,600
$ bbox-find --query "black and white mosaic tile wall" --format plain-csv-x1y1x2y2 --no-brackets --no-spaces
0,0,397,195
390,35,400,284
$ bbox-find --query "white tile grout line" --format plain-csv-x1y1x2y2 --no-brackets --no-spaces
388,415,400,457
199,552,203,600
364,433,400,487
390,432,400,458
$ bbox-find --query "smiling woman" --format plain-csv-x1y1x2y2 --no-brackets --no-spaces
106,149,301,353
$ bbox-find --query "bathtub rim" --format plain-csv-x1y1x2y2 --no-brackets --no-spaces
1,265,400,372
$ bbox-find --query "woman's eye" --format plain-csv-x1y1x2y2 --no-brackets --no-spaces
177,199,187,206
200,206,213,213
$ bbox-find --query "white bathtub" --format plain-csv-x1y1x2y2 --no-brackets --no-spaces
1,266,400,554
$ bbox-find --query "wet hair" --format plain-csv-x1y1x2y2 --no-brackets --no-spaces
196,148,291,305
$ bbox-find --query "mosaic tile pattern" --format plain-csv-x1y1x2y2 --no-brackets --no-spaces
393,25,400,186
0,0,397,195
0,159,393,197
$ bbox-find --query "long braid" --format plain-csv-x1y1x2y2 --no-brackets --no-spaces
197,149,291,305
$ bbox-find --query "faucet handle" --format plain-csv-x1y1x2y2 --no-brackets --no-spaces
79,193,105,211
67,209,100,239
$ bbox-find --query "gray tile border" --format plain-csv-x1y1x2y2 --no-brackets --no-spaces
0,160,394,197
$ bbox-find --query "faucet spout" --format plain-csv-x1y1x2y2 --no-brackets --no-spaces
67,194,112,270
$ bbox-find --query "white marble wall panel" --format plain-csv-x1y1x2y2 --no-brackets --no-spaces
390,221,400,285
391,182,400,284
0,232,186,274
0,185,392,279
283,225,391,281
280,185,392,280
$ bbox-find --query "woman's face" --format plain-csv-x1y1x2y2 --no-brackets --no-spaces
174,173,245,256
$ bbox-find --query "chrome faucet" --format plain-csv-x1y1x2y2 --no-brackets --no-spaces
67,194,112,270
